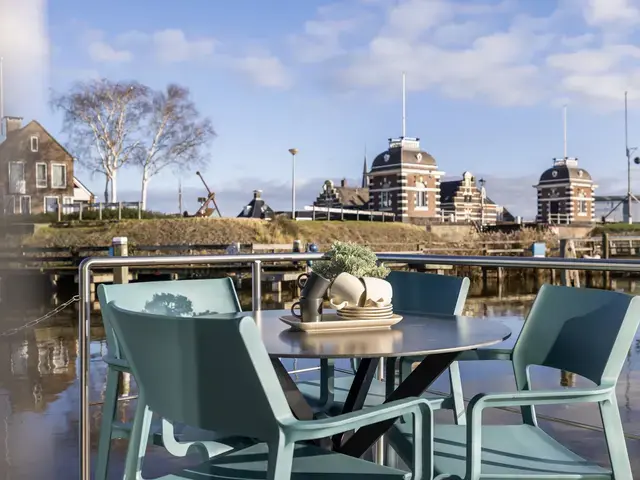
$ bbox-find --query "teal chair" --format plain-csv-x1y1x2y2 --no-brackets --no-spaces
107,305,436,480
95,278,244,480
297,271,470,423
389,284,638,480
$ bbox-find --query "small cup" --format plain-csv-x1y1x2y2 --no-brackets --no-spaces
329,272,366,308
360,277,393,307
298,272,331,299
291,297,324,323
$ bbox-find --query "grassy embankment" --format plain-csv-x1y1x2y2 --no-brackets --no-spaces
21,217,559,252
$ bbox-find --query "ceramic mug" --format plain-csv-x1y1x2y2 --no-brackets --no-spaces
297,272,331,299
360,276,393,307
329,272,366,309
291,297,323,323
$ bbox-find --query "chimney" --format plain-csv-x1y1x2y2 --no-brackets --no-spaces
341,178,347,187
253,190,262,199
4,116,23,134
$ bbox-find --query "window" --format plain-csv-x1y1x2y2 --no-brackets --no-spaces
19,196,31,215
380,192,390,208
44,196,59,213
8,162,25,194
51,164,67,189
36,163,47,188
62,196,75,215
578,192,588,215
415,191,427,207
3,195,15,214
30,136,39,152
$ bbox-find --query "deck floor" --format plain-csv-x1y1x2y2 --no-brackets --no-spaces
0,316,639,478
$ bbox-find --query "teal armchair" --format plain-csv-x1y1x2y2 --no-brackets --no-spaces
108,305,435,480
297,271,471,423
95,278,244,480
389,284,638,480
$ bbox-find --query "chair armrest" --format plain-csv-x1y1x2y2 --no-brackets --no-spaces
468,387,612,411
103,355,131,371
464,387,613,478
282,397,433,442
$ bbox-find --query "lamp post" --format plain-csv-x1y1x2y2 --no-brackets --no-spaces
479,178,486,227
288,148,298,220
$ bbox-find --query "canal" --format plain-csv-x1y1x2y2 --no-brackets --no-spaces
0,277,639,478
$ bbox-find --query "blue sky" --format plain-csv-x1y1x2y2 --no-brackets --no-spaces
4,0,640,218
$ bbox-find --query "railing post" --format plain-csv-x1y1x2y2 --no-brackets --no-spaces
79,261,92,480
79,203,83,221
112,237,129,284
99,202,103,220
118,202,122,220
252,260,262,311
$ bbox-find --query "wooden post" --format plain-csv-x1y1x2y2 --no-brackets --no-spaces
79,203,83,221
112,237,129,284
56,198,62,222
118,202,122,220
602,232,611,289
560,239,580,287
312,204,316,221
99,202,103,220
341,205,344,221
138,202,142,220
357,210,360,221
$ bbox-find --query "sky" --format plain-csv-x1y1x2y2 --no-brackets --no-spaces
3,0,640,218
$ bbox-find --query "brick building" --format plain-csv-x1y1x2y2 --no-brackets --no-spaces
0,117,94,215
368,137,444,222
440,171,500,224
535,157,596,224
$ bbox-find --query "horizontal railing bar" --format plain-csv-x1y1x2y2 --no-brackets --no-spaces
287,366,322,375
79,252,640,272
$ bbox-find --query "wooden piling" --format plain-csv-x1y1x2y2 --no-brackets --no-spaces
112,237,129,285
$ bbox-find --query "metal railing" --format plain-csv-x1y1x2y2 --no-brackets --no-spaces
78,252,640,480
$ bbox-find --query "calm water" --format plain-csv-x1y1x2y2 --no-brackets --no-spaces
0,277,639,478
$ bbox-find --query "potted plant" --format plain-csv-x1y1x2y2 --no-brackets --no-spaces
311,241,390,280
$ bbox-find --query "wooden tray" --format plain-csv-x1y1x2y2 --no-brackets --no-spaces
279,314,403,333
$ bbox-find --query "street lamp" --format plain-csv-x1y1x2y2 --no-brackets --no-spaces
479,178,486,227
288,148,298,220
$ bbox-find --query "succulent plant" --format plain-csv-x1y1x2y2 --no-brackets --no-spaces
311,241,390,280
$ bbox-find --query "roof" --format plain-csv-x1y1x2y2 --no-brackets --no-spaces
237,191,275,219
439,176,496,205
73,176,94,196
0,120,76,160
334,186,369,207
538,158,593,183
371,137,437,171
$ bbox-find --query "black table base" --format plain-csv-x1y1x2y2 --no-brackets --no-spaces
273,351,460,457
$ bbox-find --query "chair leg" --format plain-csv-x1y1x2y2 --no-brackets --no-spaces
267,435,294,480
123,393,154,480
447,362,466,425
94,368,121,480
319,359,335,409
600,395,633,480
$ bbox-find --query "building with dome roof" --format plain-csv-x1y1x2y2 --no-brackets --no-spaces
368,136,445,221
534,157,597,224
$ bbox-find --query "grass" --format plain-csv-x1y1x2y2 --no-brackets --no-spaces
17,216,561,251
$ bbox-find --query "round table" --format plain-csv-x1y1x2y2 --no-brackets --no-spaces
246,309,512,457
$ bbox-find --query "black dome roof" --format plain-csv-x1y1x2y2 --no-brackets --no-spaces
538,159,592,183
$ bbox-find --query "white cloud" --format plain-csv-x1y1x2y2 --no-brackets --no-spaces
233,52,293,89
287,0,640,109
88,41,132,63
151,29,216,63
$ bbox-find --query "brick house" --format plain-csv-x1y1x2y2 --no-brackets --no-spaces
368,137,445,222
0,117,94,215
313,179,369,210
440,172,500,224
535,157,596,224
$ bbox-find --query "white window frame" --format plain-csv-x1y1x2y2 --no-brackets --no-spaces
30,135,39,152
44,196,59,214
578,193,588,216
8,161,26,194
36,162,47,188
19,195,31,215
3,195,15,214
51,163,67,189
414,190,428,208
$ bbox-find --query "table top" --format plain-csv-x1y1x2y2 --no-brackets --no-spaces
211,309,512,359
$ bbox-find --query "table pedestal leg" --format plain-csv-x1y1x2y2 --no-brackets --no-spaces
337,351,459,458
271,358,315,421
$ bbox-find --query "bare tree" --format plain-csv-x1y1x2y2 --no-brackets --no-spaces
136,84,215,210
51,79,149,202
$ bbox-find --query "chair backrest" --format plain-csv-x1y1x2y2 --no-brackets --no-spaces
107,305,293,440
97,278,242,358
513,284,640,388
386,271,470,315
